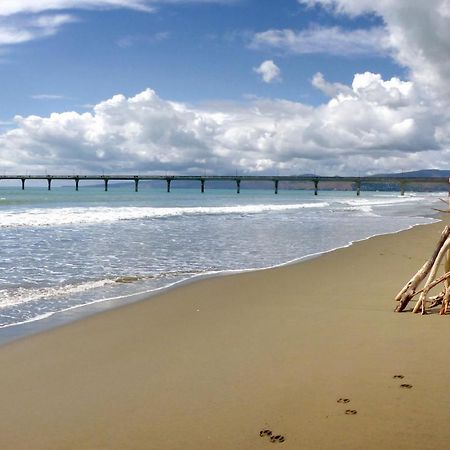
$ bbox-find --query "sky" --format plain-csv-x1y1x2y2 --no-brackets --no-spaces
0,0,449,175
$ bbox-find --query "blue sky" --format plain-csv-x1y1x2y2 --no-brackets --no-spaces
0,0,400,119
0,0,449,175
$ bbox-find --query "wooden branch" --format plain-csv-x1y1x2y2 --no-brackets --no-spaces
411,270,450,297
440,285,450,315
440,249,450,315
395,226,450,312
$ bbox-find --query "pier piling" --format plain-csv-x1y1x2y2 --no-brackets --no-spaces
2,174,448,195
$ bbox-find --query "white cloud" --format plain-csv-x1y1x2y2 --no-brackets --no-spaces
311,72,353,97
0,0,237,16
0,14,76,46
253,60,282,83
298,0,450,99
0,79,448,176
117,31,170,48
0,0,238,47
2,0,450,175
250,26,388,56
31,94,67,100
0,1,154,16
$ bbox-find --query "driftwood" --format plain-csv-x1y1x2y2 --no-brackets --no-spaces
395,226,450,312
413,236,450,314
395,183,450,315
412,271,450,297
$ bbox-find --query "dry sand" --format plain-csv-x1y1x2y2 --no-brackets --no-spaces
1,218,450,449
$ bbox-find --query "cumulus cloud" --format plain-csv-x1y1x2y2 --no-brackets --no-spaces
311,72,353,97
2,0,450,175
1,77,448,176
298,0,450,99
250,26,388,56
253,60,282,83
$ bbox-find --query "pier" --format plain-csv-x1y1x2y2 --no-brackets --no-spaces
0,174,449,195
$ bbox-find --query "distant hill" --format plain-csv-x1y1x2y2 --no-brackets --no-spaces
359,169,450,192
373,169,450,178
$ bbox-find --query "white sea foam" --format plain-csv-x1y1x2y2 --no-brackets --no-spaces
0,279,117,308
0,202,330,227
337,196,426,207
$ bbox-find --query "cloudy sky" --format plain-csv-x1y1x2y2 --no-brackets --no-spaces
0,0,449,175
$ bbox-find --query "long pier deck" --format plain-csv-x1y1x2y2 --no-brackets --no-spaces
0,175,449,195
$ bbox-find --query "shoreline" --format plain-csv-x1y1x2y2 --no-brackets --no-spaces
0,214,438,346
1,217,450,448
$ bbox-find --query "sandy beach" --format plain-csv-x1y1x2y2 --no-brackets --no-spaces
1,218,450,449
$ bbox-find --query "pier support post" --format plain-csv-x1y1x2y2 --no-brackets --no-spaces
274,180,279,195
236,179,241,194
314,179,319,196
104,178,109,192
166,178,171,193
75,177,79,191
356,179,361,196
21,178,25,190
134,178,139,192
47,177,52,191
201,179,205,193
400,181,405,196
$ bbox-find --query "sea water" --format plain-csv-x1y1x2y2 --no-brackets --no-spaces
0,184,442,332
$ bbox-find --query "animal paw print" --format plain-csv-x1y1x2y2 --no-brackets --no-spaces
259,429,285,444
393,375,412,389
345,409,357,415
270,434,285,443
337,398,350,404
260,430,272,438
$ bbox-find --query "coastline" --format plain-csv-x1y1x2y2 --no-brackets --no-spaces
1,218,450,448
0,213,438,345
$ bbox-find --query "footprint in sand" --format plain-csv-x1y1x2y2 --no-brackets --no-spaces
260,430,272,437
400,383,413,389
393,375,405,379
337,398,350,404
345,409,358,415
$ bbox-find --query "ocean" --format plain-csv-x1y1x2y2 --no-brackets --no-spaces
0,184,442,338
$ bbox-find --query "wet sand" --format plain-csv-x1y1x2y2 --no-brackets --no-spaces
0,218,449,449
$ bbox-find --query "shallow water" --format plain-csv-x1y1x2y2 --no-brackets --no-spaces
0,185,441,329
